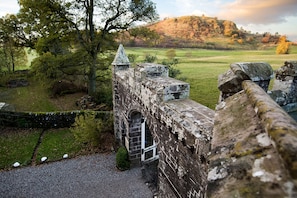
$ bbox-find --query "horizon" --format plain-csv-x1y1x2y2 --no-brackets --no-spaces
0,0,296,41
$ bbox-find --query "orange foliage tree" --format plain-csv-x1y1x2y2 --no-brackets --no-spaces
276,35,291,54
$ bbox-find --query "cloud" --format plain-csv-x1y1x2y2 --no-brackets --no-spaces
218,0,297,24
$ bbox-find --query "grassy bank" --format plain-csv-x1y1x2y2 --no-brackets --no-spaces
126,46,297,109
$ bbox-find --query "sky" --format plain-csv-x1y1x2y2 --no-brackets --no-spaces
0,0,297,41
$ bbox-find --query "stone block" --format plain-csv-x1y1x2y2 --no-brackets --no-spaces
230,62,273,82
137,63,169,78
275,61,297,80
163,83,190,102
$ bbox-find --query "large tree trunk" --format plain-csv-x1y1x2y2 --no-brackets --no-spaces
87,0,97,96
88,54,97,96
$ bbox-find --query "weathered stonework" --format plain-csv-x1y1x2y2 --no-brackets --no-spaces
270,61,297,111
112,45,214,197
218,62,273,101
112,45,297,197
209,81,297,197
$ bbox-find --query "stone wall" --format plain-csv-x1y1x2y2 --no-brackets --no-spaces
0,110,111,129
112,45,297,197
209,81,297,197
211,62,297,197
113,45,214,197
270,61,297,113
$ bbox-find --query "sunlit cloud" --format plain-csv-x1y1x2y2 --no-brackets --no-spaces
218,0,297,24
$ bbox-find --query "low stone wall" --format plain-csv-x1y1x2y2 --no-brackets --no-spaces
0,110,112,129
208,80,297,197
243,80,297,179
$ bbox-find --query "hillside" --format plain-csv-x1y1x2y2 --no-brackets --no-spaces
118,15,279,49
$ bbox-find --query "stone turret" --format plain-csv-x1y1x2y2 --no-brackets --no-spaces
112,44,130,72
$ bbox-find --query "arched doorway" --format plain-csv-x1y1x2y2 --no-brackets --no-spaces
127,111,158,163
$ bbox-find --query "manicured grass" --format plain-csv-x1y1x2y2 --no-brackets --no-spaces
126,46,297,109
0,78,57,112
36,128,86,164
0,129,41,169
0,128,88,169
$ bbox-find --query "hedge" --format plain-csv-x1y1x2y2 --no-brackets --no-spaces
0,110,112,129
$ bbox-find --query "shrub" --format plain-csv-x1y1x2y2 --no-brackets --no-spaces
128,54,138,64
51,80,78,96
144,54,157,63
70,112,102,146
93,82,113,109
116,146,130,170
161,58,185,80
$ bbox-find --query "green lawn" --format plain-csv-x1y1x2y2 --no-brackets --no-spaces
126,46,297,109
36,128,86,164
0,79,57,112
0,128,87,170
0,129,41,169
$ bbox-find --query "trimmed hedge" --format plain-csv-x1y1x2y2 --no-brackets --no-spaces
0,110,112,129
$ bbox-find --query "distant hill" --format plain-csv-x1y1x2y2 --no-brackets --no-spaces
118,15,280,49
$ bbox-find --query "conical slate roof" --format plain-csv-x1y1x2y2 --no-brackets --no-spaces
112,44,130,66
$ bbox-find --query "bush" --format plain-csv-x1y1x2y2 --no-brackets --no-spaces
161,58,185,80
128,54,138,63
116,146,130,170
70,112,102,146
70,112,113,146
166,49,176,60
144,54,157,63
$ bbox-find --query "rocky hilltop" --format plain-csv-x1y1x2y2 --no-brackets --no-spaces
118,15,280,49
148,16,237,41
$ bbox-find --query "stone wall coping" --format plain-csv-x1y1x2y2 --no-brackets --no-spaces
242,80,297,178
163,99,214,140
231,62,274,81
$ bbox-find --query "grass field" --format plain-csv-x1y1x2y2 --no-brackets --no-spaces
36,129,86,164
126,46,297,109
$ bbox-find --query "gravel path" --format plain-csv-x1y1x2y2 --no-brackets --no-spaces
0,153,153,198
